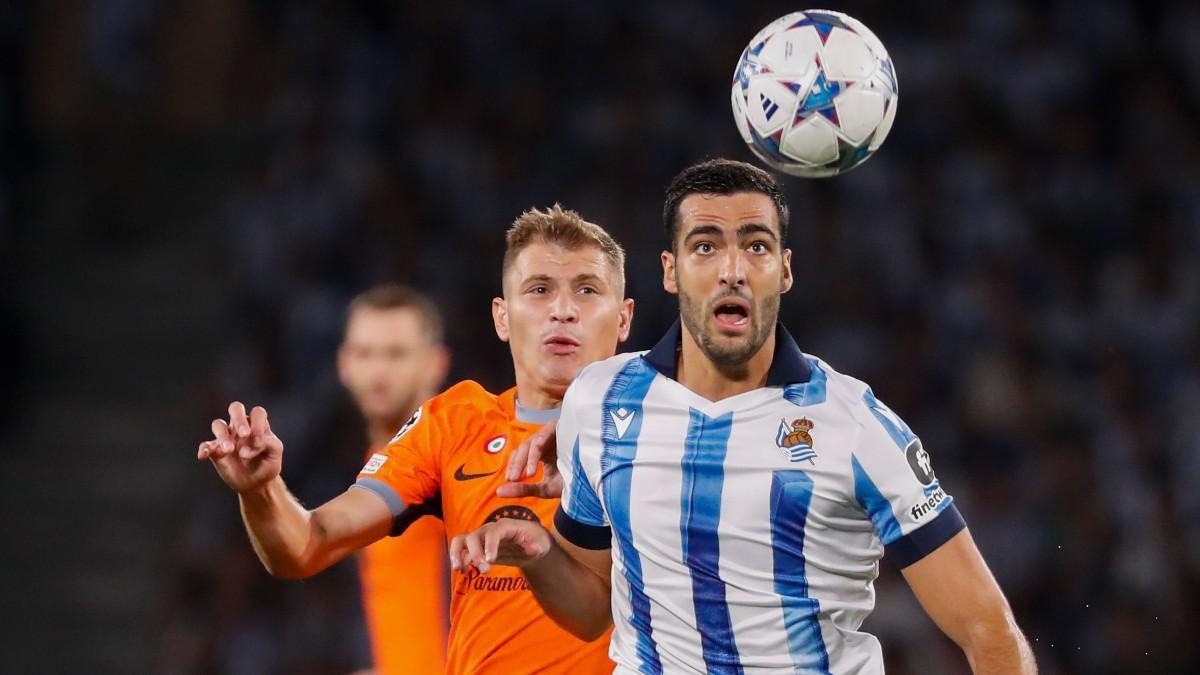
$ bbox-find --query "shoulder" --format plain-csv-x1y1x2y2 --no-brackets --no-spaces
565,352,645,405
798,353,878,425
804,353,921,456
427,380,497,411
398,380,499,436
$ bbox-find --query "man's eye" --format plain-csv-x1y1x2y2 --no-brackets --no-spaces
749,242,768,253
530,286,547,294
578,287,598,295
696,242,714,254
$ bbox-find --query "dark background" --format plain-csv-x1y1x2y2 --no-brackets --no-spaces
2,1,1198,673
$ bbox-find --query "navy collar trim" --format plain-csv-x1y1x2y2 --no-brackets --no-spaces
642,319,812,386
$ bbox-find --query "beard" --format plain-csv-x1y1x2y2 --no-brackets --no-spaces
678,285,779,370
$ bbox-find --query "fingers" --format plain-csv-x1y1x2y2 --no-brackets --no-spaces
448,534,466,571
483,525,502,564
241,406,273,459
228,401,250,439
504,421,558,481
495,482,533,498
525,426,549,478
250,406,270,439
495,482,550,499
227,403,273,460
462,527,489,573
506,437,532,481
202,403,270,462
210,418,234,457
528,417,559,475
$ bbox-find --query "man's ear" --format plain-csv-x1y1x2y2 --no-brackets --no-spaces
617,298,635,342
492,297,510,342
781,248,793,294
662,250,678,295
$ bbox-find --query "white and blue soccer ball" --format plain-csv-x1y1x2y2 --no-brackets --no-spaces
731,10,898,178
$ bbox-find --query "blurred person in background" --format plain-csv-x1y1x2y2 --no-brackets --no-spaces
338,284,451,674
198,206,633,674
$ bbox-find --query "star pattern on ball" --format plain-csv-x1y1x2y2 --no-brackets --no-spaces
794,67,842,124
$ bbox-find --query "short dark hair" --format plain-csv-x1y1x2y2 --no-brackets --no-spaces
348,283,444,345
662,159,789,249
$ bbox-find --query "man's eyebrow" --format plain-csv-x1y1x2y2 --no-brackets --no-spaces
682,223,778,241
682,224,724,240
737,223,778,241
519,273,607,285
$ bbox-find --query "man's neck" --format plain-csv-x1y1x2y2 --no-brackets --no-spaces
676,327,776,402
365,398,425,448
514,379,564,411
366,419,400,448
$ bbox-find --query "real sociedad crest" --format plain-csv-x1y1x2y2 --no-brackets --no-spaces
777,417,817,463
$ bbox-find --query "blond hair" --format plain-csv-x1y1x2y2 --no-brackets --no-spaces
502,205,626,294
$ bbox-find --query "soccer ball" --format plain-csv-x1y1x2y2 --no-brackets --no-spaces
731,10,898,178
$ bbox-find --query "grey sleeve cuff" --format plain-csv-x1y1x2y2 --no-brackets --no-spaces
351,477,406,517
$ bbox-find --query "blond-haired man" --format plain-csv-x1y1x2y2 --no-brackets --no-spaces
198,206,633,674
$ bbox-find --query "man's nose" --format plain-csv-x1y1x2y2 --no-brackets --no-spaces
550,292,579,322
718,248,747,287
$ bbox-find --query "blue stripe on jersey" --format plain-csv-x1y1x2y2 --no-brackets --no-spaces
770,470,831,674
601,358,662,674
679,409,742,675
862,388,917,450
566,436,606,526
783,358,828,407
851,454,903,544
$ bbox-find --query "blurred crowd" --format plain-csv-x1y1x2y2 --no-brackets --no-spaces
10,1,1200,673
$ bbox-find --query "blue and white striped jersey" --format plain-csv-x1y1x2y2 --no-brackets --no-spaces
554,321,965,674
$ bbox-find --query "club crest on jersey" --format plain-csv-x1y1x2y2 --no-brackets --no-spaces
390,406,422,442
485,436,506,454
777,417,817,463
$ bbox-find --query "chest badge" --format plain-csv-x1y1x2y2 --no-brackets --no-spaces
777,417,817,464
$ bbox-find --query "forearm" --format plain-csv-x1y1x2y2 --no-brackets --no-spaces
521,539,612,640
238,476,320,578
962,614,1037,675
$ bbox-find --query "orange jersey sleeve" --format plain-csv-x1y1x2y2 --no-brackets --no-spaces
354,383,467,519
358,440,449,675
354,382,613,675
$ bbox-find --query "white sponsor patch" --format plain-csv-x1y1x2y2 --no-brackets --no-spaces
908,486,947,522
361,453,388,475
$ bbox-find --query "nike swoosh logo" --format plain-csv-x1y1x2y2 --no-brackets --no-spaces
454,464,497,481
609,407,636,439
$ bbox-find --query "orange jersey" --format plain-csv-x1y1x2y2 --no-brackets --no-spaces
358,442,449,675
354,381,613,675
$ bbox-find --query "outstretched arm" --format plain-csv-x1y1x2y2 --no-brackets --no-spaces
902,529,1037,674
238,477,392,578
450,519,613,640
199,402,393,578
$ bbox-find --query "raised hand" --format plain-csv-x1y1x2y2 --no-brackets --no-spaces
197,401,284,494
496,421,562,499
448,518,553,574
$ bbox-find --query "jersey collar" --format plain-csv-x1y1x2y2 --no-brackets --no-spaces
642,318,812,386
500,386,562,425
